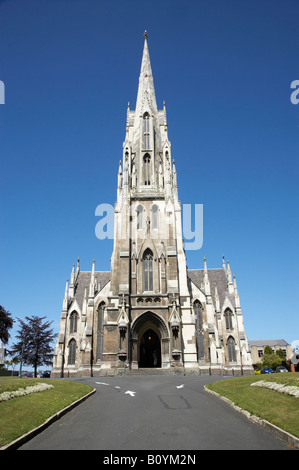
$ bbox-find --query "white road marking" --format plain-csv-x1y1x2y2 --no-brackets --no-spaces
176,384,184,389
125,390,136,397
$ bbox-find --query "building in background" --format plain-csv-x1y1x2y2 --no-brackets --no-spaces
248,340,292,366
51,33,253,378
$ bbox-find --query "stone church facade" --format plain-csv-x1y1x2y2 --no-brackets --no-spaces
51,33,253,378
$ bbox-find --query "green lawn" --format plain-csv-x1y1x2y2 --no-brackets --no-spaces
206,372,299,438
0,377,94,448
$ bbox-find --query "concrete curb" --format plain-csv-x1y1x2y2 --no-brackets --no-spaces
204,385,299,449
1,388,96,450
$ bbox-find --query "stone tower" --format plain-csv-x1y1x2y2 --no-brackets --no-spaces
107,30,196,372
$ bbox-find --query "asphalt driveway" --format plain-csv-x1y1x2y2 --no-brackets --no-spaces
19,375,291,451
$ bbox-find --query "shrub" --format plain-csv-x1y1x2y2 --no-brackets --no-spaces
0,383,53,402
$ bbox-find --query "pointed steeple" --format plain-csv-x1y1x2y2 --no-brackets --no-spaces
222,254,226,272
117,160,122,202
226,260,234,294
203,257,211,296
70,263,75,283
214,284,220,312
172,160,177,188
89,259,96,298
82,287,88,320
62,278,69,312
118,160,122,183
126,102,130,127
75,257,80,279
233,274,241,308
135,31,158,117
69,263,75,298
163,101,167,126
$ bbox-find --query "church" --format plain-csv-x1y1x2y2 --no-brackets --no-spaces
51,33,253,378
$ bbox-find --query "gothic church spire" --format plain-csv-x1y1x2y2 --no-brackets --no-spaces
135,31,158,118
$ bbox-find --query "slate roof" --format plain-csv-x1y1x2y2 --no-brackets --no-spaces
248,340,289,347
73,271,110,309
187,268,235,309
71,268,233,311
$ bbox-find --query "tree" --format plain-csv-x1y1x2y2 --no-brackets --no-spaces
276,348,287,368
4,358,19,375
263,345,273,355
276,348,286,360
261,345,284,370
11,316,57,377
0,305,14,345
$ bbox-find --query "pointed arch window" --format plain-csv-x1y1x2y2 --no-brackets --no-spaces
96,302,105,361
143,248,153,291
68,339,76,365
224,308,233,330
136,204,143,229
98,302,105,333
143,112,150,150
227,336,237,362
194,300,204,360
144,154,151,185
193,300,203,331
152,204,158,229
69,311,78,333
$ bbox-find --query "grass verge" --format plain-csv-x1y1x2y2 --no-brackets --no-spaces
0,377,94,448
205,372,299,439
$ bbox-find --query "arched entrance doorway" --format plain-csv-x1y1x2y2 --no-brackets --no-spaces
139,329,161,368
130,311,170,370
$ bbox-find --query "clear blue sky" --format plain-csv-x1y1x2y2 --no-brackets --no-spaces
0,0,298,353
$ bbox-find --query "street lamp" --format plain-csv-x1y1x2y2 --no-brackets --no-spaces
18,342,24,378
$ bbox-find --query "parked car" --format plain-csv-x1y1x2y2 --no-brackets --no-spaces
260,367,274,374
41,370,51,378
21,371,33,377
276,366,288,373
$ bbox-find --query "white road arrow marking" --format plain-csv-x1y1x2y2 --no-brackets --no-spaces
125,390,136,397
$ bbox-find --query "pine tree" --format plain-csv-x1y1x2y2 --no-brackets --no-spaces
11,316,57,377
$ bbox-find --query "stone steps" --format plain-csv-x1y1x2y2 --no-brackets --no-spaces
128,368,179,376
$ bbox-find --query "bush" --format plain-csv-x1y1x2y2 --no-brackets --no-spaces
0,383,53,402
261,346,284,370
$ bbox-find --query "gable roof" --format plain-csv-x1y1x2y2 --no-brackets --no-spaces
72,271,110,309
248,340,289,347
70,268,235,312
187,268,235,310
